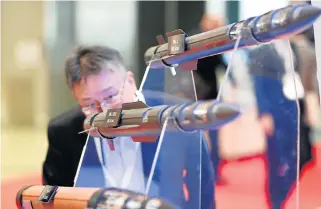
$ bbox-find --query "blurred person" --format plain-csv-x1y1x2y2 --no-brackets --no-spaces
290,0,319,171
190,14,228,184
247,42,298,209
251,4,320,209
237,19,318,207
42,45,215,209
247,31,319,207
196,8,317,208
290,33,316,170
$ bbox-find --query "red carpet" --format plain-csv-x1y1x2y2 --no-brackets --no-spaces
2,156,321,209
216,155,321,209
2,173,41,209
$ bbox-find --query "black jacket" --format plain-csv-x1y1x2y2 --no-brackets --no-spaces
189,27,226,100
42,106,87,186
196,55,226,99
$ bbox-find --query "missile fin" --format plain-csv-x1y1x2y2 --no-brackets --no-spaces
180,59,198,71
132,136,159,143
122,101,149,110
78,127,96,134
156,35,166,45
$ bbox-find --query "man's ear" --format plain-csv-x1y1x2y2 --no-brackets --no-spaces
71,87,78,101
71,83,82,103
127,71,136,85
259,114,274,137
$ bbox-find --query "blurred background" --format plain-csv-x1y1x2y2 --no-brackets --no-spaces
1,0,321,209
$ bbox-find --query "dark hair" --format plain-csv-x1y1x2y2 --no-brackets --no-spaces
65,45,125,88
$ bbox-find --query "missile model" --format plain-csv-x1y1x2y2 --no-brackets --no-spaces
144,3,321,70
16,185,175,209
83,100,241,142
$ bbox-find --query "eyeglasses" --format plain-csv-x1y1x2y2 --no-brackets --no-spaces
82,75,127,115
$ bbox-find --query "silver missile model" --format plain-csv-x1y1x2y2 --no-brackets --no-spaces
144,3,321,70
83,100,241,142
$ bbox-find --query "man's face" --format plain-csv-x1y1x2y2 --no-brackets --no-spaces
72,67,137,116
200,14,225,32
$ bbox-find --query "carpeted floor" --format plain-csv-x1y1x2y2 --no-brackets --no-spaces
3,155,320,209
215,155,321,209
2,173,41,209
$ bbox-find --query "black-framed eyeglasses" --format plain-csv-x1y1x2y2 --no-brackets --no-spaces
82,75,128,115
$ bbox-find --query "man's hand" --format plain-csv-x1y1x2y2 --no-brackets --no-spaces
93,100,115,151
82,100,104,133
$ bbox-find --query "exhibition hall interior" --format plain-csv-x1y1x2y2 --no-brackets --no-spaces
2,1,321,209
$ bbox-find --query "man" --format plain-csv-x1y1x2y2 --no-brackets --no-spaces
42,45,215,209
289,0,318,170
197,11,314,208
245,41,299,209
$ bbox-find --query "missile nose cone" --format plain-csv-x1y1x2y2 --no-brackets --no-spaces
185,101,241,131
253,4,321,42
214,102,241,121
293,5,321,25
193,101,242,130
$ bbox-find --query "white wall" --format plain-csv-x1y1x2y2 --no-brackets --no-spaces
206,0,289,21
205,0,226,17
75,1,138,73
240,0,289,20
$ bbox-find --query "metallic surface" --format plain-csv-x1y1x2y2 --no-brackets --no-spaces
84,100,241,142
144,4,321,69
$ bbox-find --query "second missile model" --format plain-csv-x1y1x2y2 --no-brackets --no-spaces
144,3,321,70
17,185,175,209
83,100,241,142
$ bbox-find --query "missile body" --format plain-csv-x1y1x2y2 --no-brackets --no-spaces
16,185,174,209
144,4,321,70
84,100,241,142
